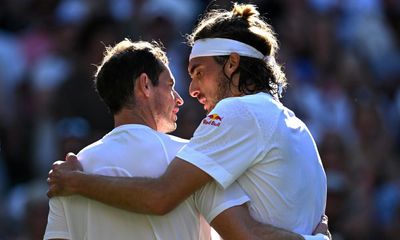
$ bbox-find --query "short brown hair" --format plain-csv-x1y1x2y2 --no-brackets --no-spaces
95,39,167,114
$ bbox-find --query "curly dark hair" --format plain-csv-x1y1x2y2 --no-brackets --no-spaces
187,3,287,98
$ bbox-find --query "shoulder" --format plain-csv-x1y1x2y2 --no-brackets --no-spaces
151,132,189,158
137,128,188,148
209,95,257,124
213,96,243,112
193,96,260,137
77,138,105,163
210,93,284,141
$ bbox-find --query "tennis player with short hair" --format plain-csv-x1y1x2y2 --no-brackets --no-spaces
47,3,329,240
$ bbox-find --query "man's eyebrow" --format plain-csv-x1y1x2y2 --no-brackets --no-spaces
188,63,200,75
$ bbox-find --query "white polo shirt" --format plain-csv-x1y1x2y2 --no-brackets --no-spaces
44,124,249,240
177,92,327,234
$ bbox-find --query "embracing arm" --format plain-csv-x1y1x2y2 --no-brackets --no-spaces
48,155,331,239
48,154,212,214
211,205,330,240
211,207,329,239
211,204,304,240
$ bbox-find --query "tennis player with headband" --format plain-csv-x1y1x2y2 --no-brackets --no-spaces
48,3,329,239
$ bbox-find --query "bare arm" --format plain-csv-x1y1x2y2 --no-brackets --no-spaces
212,206,331,240
47,154,212,214
211,204,304,240
48,154,330,239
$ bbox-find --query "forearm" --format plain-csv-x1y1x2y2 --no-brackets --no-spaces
69,171,172,214
49,158,211,215
211,204,304,240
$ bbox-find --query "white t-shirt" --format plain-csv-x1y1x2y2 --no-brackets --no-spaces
177,92,327,234
44,124,249,240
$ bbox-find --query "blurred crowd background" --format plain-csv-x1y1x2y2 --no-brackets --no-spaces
0,0,399,239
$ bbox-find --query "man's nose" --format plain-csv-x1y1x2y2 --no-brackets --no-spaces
174,90,184,106
189,82,199,98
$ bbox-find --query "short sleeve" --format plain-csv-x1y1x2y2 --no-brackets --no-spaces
44,197,71,239
177,98,262,189
194,181,250,223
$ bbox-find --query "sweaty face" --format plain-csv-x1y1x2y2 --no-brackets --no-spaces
188,56,232,114
152,66,183,133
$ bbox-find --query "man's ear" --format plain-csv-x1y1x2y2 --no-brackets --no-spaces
225,53,240,78
136,73,152,98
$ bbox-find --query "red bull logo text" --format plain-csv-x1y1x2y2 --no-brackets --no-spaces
202,114,223,127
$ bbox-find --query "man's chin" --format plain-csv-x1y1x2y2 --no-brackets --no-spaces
162,123,177,134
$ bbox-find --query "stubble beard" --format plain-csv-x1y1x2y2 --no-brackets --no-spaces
157,116,176,133
153,94,176,133
208,73,231,113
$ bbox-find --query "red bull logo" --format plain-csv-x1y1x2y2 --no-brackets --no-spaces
202,114,223,127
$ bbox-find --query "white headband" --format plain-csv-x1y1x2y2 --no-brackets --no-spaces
189,38,282,97
189,38,273,63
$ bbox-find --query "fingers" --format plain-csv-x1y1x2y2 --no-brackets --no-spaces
47,184,59,198
313,215,329,236
47,189,52,198
52,160,65,169
47,169,55,183
48,167,61,178
52,157,81,171
47,167,62,196
321,214,328,223
66,152,78,161
46,173,56,198
65,152,83,171
47,154,78,198
47,187,54,198
46,171,64,198
47,169,57,183
47,153,80,198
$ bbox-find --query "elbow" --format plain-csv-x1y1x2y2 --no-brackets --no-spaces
145,191,176,215
151,203,174,216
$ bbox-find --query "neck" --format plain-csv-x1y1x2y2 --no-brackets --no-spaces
114,107,156,130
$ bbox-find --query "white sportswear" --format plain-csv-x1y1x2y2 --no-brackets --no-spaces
177,92,327,234
44,124,249,240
